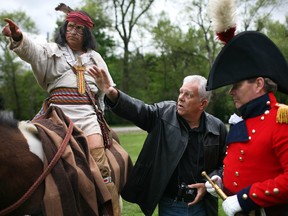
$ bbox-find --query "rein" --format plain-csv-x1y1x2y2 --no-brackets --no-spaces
0,118,74,216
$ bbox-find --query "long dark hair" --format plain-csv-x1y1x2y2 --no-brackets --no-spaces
54,11,97,51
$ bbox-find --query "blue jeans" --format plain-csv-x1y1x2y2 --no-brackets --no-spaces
158,196,206,216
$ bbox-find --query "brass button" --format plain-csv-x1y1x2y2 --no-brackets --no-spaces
266,101,271,105
252,129,256,134
264,110,270,115
242,194,248,200
273,188,280,194
265,190,270,196
261,116,265,120
239,156,243,161
233,182,238,187
235,171,239,177
248,136,252,140
252,193,257,198
240,150,245,155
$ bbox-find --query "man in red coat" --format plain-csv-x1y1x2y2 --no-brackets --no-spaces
205,31,288,216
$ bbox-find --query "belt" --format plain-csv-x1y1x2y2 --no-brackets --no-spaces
48,87,94,105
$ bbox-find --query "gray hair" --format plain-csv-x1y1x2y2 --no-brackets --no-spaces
247,77,278,93
264,78,278,93
183,75,212,102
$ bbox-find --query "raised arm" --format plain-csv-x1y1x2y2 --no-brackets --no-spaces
88,65,118,103
2,18,23,41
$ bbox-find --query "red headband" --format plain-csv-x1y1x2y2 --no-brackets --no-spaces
66,11,94,29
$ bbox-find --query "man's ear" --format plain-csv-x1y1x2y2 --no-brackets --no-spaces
256,77,265,91
200,99,208,109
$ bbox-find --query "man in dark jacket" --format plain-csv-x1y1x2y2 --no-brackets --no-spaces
90,67,227,216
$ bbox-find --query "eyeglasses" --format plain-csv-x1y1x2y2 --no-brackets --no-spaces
66,23,84,35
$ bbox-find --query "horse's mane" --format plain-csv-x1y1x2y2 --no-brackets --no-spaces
0,112,18,128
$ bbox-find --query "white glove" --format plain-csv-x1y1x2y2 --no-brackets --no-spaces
205,175,222,197
222,195,242,216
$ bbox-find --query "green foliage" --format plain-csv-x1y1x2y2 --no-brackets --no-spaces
119,132,158,215
0,10,41,119
1,0,287,122
80,0,115,58
266,19,288,59
0,11,38,35
0,68,46,120
263,19,288,105
17,71,47,119
119,132,147,163
207,87,236,123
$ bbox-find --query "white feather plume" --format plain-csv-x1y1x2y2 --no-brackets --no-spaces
209,0,237,33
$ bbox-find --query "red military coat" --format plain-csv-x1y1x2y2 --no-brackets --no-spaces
223,93,288,212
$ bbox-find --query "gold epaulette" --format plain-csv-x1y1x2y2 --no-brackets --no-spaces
276,103,288,124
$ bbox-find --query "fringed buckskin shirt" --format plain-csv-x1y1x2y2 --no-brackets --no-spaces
9,33,115,136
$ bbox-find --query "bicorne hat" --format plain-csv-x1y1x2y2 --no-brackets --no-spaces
206,31,288,94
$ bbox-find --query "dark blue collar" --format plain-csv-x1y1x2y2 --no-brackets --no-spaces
226,93,271,145
238,93,270,119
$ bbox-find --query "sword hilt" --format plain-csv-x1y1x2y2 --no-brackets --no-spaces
201,171,227,200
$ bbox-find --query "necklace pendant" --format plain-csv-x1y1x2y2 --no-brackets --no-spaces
74,57,86,95
76,70,86,94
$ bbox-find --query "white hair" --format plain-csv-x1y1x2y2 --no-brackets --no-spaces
183,75,212,102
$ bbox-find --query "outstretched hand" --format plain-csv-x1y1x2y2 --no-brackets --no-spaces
88,65,112,93
2,18,23,41
88,65,118,102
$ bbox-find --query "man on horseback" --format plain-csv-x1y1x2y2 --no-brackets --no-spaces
2,5,121,215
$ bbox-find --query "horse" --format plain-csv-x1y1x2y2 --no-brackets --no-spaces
0,113,44,216
0,109,131,216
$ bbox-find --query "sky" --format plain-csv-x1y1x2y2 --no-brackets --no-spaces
0,0,287,44
0,0,87,42
0,0,180,43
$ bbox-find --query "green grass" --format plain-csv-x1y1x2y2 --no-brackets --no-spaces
118,131,225,216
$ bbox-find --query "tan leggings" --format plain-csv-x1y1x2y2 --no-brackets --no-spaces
87,133,111,178
87,133,104,149
88,134,121,215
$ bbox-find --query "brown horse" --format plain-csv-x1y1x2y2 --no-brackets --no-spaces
0,114,44,216
0,111,129,216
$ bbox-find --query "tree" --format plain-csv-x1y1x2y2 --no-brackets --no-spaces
94,0,155,92
265,18,288,105
81,0,116,59
0,11,42,119
237,0,286,31
177,0,288,121
113,0,155,92
150,15,210,98
185,0,219,67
